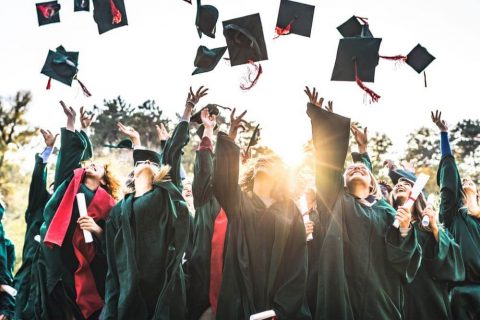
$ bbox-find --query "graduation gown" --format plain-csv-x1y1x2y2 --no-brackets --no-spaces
0,216,15,320
307,104,422,320
437,154,480,319
14,154,51,319
213,132,311,320
38,128,113,320
354,151,465,319
187,137,227,319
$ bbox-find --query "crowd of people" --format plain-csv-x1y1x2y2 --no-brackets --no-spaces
0,86,478,320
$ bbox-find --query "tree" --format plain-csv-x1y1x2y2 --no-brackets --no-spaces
404,127,439,168
368,132,393,175
0,91,37,169
451,119,480,164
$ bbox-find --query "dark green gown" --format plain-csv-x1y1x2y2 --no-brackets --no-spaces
213,132,311,320
187,138,225,319
0,204,15,320
438,154,480,319
104,121,192,320
354,151,465,319
14,153,51,319
307,104,422,320
38,128,107,320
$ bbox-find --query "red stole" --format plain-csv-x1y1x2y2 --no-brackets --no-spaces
44,168,115,319
209,208,228,313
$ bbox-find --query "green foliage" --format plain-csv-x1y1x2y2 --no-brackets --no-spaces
451,119,480,162
404,127,439,167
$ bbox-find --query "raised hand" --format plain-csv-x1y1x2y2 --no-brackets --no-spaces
351,124,368,153
201,108,217,129
383,159,397,171
400,159,416,174
40,129,58,147
304,86,324,108
183,86,209,119
60,101,76,131
117,122,141,146
155,123,169,141
228,108,247,141
305,220,314,237
395,206,412,230
80,106,95,129
431,110,448,132
325,100,334,113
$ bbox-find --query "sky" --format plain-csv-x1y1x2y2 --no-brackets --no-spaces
2,0,480,166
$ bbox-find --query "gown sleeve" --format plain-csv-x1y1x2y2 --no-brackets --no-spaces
26,154,50,224
161,121,190,189
103,205,121,320
192,138,214,209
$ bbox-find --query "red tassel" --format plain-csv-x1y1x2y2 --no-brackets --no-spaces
240,60,263,91
273,18,296,39
355,16,369,25
37,5,55,18
354,60,380,102
46,77,52,90
109,0,122,24
76,78,92,97
379,55,407,61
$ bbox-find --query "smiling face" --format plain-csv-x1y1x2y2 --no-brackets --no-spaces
344,163,372,188
133,160,160,179
462,178,478,195
84,162,106,182
392,178,414,206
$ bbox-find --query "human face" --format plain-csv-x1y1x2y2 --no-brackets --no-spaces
134,160,160,178
253,158,277,179
344,163,371,187
84,162,106,181
462,178,477,195
392,178,413,204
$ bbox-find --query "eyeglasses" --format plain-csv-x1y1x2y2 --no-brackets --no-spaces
134,160,160,169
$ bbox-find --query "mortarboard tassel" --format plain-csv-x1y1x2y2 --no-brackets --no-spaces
379,55,407,62
273,18,296,39
240,60,263,90
76,78,92,97
354,60,380,102
424,71,427,88
355,16,369,25
37,5,56,18
109,0,122,24
46,77,52,90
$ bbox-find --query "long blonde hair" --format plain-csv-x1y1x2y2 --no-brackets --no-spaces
123,165,171,195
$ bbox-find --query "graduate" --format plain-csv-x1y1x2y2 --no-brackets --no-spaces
433,110,480,319
213,109,311,319
14,129,57,320
103,87,205,320
38,101,120,319
304,87,422,320
187,108,228,320
354,126,465,320
0,201,15,320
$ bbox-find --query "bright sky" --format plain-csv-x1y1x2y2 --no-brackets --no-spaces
2,0,480,166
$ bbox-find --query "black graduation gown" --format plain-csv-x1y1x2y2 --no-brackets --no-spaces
104,183,191,320
0,221,15,319
38,128,107,320
307,104,422,320
187,142,225,319
213,132,311,320
438,154,480,319
14,154,51,319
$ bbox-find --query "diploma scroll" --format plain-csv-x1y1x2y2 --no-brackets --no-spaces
422,194,436,227
299,195,313,241
250,310,276,320
76,193,94,243
393,174,430,228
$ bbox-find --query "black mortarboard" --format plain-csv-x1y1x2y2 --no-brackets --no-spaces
192,46,227,75
331,37,382,82
223,13,269,66
406,44,435,74
337,15,373,38
104,138,133,149
41,46,79,86
36,1,61,26
74,0,90,12
275,0,315,38
92,0,128,34
196,0,219,38
133,149,162,166
190,104,231,124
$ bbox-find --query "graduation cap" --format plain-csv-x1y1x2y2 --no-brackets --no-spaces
36,1,61,26
192,46,227,75
104,138,133,149
41,46,91,96
196,0,219,38
274,0,315,38
133,149,162,166
242,124,261,163
92,0,128,34
337,15,373,38
74,0,90,12
223,13,269,66
190,104,231,124
331,37,382,102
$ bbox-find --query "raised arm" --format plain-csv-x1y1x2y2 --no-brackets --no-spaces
304,87,350,213
213,109,246,216
192,108,216,208
432,110,463,226
350,124,373,172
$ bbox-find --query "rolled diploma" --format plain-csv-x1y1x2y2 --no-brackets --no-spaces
76,193,94,243
299,195,313,241
393,173,430,228
422,194,436,227
250,310,276,320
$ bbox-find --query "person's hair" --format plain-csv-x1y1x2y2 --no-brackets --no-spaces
124,165,171,195
101,163,122,201
461,177,480,210
239,155,290,202
343,163,382,200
